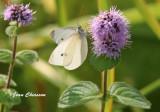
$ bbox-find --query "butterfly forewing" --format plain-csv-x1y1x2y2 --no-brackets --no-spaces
49,35,73,66
50,27,76,44
81,34,88,63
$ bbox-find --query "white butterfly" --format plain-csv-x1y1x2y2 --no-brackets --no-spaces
49,25,88,70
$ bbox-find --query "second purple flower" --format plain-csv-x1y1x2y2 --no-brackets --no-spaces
89,7,131,59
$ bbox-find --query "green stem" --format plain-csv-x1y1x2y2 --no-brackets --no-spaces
101,70,107,112
105,69,114,112
133,0,160,39
1,22,18,112
55,0,68,26
6,37,17,89
140,78,160,96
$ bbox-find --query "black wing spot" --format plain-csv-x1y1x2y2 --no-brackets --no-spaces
61,38,64,41
61,53,67,56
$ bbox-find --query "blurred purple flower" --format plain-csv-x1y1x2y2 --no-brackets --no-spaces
3,3,36,25
89,7,131,59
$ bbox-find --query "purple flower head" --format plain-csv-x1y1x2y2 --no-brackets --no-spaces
89,7,131,59
3,3,36,25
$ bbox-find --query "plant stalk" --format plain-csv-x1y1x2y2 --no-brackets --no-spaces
105,68,115,112
1,22,18,112
101,70,107,112
6,35,17,88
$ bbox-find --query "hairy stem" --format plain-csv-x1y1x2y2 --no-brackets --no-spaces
101,70,107,112
6,35,17,88
1,23,18,112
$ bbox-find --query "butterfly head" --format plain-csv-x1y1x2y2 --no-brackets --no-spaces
78,25,86,37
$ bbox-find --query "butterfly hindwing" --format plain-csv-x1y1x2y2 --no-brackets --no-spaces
64,34,88,70
62,33,80,66
64,34,82,70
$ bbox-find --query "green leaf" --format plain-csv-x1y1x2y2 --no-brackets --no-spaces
109,82,151,109
16,50,38,65
0,74,17,87
89,52,120,72
58,81,99,108
5,26,16,37
0,89,21,109
0,49,12,63
5,26,21,37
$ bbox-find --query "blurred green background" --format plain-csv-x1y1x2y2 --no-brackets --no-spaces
0,0,160,112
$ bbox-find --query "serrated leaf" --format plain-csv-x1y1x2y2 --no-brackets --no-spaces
5,26,21,37
0,74,17,87
89,52,120,72
16,50,38,65
58,81,99,108
0,49,12,63
109,82,151,109
0,89,21,109
5,26,17,37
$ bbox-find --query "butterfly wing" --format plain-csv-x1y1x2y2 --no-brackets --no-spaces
49,32,78,66
49,26,88,70
64,35,88,70
50,27,76,44
81,35,88,64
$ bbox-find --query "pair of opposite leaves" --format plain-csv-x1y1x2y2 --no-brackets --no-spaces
49,26,88,70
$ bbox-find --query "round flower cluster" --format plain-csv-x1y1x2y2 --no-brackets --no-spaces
4,4,36,25
89,7,130,58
